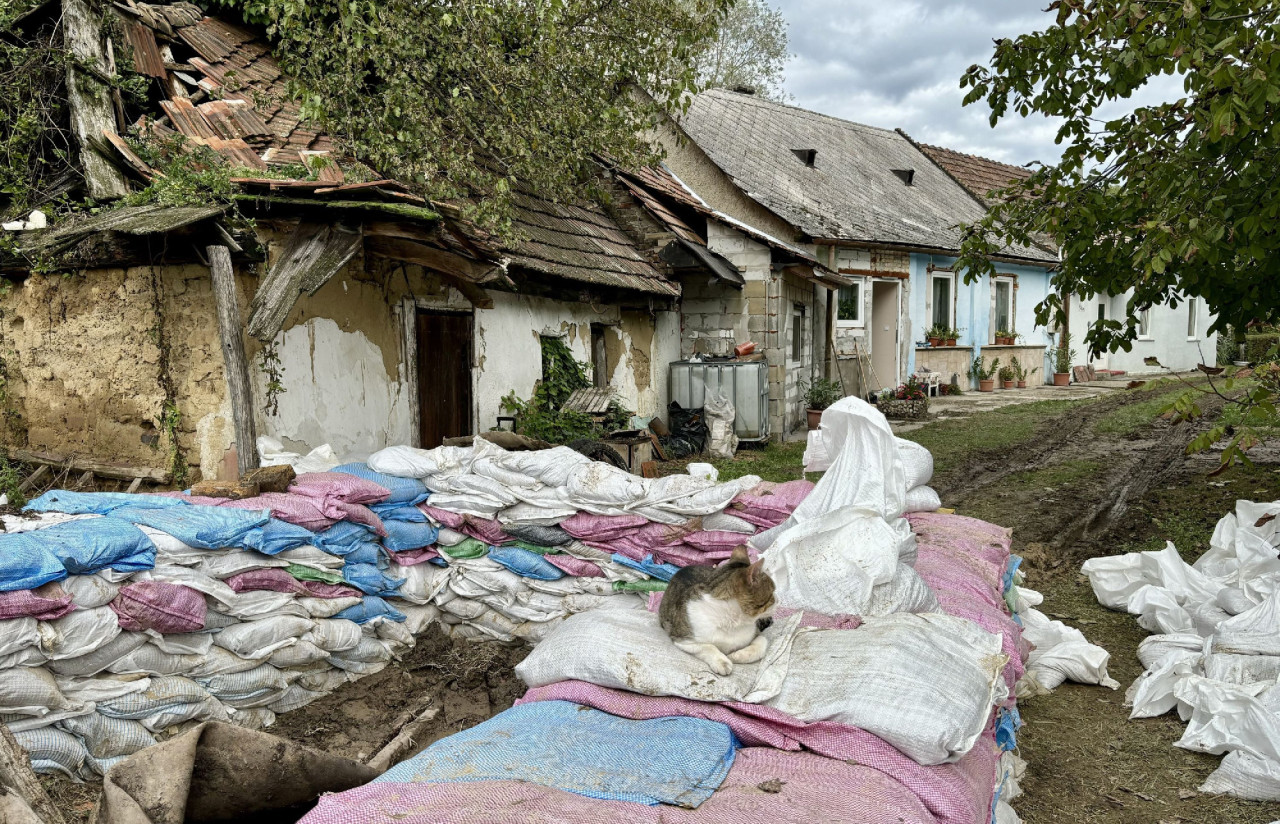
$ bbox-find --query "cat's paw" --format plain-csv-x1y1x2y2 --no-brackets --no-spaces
729,636,768,664
706,651,734,676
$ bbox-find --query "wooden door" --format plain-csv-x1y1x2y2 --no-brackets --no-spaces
416,310,473,447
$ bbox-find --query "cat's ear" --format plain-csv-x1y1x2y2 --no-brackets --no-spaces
729,545,750,565
747,558,764,585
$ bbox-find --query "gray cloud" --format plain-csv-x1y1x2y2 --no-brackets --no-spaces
774,0,1180,166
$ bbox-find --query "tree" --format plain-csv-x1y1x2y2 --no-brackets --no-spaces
689,0,790,102
954,0,1280,468
217,0,732,229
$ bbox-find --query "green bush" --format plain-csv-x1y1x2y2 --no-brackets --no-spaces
499,336,632,444
1245,334,1280,364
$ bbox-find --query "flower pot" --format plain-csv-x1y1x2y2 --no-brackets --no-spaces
1001,380,1015,389
1016,380,1026,389
945,338,957,347
1053,372,1070,387
997,336,1014,346
806,408,823,430
978,379,995,392
928,337,942,347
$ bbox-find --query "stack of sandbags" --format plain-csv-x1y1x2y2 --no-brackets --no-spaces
1082,499,1280,800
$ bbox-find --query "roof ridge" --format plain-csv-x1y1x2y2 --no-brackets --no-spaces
697,88,900,139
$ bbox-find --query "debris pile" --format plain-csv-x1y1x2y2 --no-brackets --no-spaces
1082,499,1280,800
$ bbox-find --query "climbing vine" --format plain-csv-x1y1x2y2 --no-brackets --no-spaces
500,335,631,444
258,339,286,416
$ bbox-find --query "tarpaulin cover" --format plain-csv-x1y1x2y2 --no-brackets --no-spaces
110,581,207,634
109,505,269,551
518,682,996,824
25,491,186,516
333,463,430,505
302,746,940,824
487,546,564,581
0,583,75,620
373,700,738,808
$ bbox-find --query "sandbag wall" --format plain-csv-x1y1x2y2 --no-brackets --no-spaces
0,448,817,780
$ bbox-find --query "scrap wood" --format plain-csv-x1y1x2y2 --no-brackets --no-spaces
8,449,169,483
16,465,50,494
366,701,441,773
0,725,68,824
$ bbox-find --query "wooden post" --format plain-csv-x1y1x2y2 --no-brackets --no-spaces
0,725,68,824
63,0,129,201
825,246,837,381
208,245,260,476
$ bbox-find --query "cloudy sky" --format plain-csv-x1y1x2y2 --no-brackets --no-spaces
774,0,1178,166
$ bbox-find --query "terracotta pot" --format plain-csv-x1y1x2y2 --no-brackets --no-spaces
997,336,1013,345
1016,380,1026,389
1001,380,1015,389
928,337,942,347
1053,372,1070,386
945,338,957,347
806,408,823,429
979,379,995,392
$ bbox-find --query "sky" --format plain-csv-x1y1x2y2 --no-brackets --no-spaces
774,0,1180,167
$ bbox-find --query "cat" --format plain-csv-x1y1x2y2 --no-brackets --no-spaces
658,545,776,676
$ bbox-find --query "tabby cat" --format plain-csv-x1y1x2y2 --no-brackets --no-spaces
658,545,776,675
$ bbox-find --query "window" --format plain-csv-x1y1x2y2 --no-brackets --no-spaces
1097,302,1106,325
791,304,806,363
1137,308,1152,339
993,278,1014,336
930,273,954,330
590,324,607,388
837,282,862,326
1187,300,1199,340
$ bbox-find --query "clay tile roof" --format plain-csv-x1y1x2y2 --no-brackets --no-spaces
916,144,1034,205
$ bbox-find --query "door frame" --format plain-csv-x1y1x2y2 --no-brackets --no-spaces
870,279,902,390
399,296,476,448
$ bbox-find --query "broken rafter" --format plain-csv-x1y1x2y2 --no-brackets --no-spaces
64,0,130,200
8,449,170,483
246,220,362,340
209,244,260,475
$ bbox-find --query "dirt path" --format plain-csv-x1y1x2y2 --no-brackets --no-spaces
917,388,1280,823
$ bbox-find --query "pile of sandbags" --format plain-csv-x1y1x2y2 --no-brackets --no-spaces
1082,499,1280,800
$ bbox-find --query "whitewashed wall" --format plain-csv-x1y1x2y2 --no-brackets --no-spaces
1069,292,1218,375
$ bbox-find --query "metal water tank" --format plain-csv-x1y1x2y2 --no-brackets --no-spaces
668,360,770,441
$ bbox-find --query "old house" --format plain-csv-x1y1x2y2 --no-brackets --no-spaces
655,89,1061,396
0,0,682,484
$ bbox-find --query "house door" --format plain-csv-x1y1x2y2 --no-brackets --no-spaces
416,309,473,447
871,281,900,391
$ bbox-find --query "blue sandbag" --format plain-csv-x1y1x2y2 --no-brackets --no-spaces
38,517,156,576
334,596,405,624
382,520,439,552
995,705,1022,752
342,562,404,597
25,490,187,516
487,546,564,581
0,533,67,591
375,700,738,808
343,542,381,566
240,519,317,555
110,505,268,550
313,521,377,555
611,553,680,582
332,463,429,505
371,502,428,523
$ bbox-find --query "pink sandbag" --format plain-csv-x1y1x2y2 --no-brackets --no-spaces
727,479,815,527
386,548,440,567
225,568,360,599
516,682,993,824
0,582,75,620
681,530,750,554
913,553,1004,611
908,512,1012,569
457,516,512,547
331,501,388,537
544,554,604,578
559,511,648,541
419,505,463,530
290,472,391,505
299,746,941,824
110,581,206,633
218,493,335,532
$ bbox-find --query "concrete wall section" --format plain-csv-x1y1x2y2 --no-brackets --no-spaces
1069,292,1218,375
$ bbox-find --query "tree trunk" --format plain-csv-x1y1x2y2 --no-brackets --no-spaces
0,725,67,824
208,245,260,477
63,0,130,201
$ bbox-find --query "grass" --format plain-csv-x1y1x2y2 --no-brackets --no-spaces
1092,385,1190,436
660,439,811,484
1006,458,1104,490
898,398,1088,474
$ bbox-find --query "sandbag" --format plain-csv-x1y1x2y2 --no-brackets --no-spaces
895,438,934,489
214,616,314,659
704,389,738,460
63,573,122,608
0,667,78,716
905,485,942,513
110,581,207,633
59,712,156,759
39,607,122,660
13,726,89,778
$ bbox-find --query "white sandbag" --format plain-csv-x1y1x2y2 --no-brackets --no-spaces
1203,652,1280,686
468,608,520,641
0,667,78,716
1201,749,1280,801
13,727,88,779
704,389,738,460
269,640,329,668
701,512,756,534
268,684,326,714
1126,653,1201,718
1,512,99,532
1019,608,1120,691
328,636,391,665
397,563,453,605
375,620,415,650
200,551,290,579
1174,676,1280,760
1137,633,1205,670
107,644,205,676
134,566,237,607
138,697,229,732
1216,586,1255,616
275,546,345,571
496,445,591,488
62,574,121,609
203,610,240,630
1128,585,1195,635
399,604,440,635
198,664,290,699
137,526,203,565
96,675,213,720
438,597,487,621
1192,600,1233,636
367,444,473,479
222,590,310,620
435,528,468,547
1213,592,1280,656
293,668,350,693
229,707,276,730
147,632,214,657
0,648,46,669
305,619,362,653
46,633,149,678
298,596,363,618
802,429,830,473
2,706,94,733
1081,553,1151,610
895,437,934,489
58,712,155,759
39,608,121,660
904,485,942,513
566,461,646,510
189,647,265,677
789,397,908,523
687,463,718,482
54,675,149,704
762,507,935,617
0,617,39,657
214,616,314,658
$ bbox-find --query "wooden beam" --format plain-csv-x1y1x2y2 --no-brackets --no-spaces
16,465,49,494
365,234,502,284
0,725,67,824
209,244,260,476
246,221,362,340
8,449,168,482
63,0,129,200
125,477,143,494
74,470,94,490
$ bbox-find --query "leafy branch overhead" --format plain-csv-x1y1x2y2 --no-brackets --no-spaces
213,0,734,230
954,0,1280,358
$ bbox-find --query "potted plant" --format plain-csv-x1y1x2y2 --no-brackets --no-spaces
924,325,944,347
1053,333,1076,386
801,377,842,429
1010,356,1038,388
998,364,1016,389
994,329,1016,346
970,356,999,392
944,327,962,347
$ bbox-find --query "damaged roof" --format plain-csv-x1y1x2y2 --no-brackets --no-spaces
916,144,1035,205
677,89,1055,265
105,0,677,298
